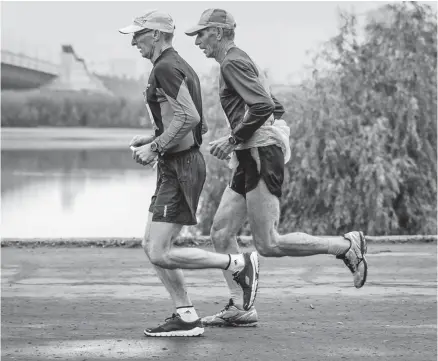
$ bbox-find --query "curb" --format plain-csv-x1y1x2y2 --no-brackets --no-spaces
1,235,436,248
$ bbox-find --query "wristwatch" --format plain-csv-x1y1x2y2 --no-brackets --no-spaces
150,141,160,153
228,136,238,145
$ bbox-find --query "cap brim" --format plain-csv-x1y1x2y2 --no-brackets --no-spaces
184,24,208,36
118,24,144,34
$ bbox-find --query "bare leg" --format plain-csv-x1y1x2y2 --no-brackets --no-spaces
246,180,350,257
143,212,192,308
147,222,231,270
210,186,248,306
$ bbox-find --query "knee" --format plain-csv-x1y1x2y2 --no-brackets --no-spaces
148,248,171,268
149,252,170,268
254,242,277,257
211,222,232,252
253,232,282,257
143,238,170,268
142,236,151,256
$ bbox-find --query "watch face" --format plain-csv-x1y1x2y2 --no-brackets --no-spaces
229,137,236,145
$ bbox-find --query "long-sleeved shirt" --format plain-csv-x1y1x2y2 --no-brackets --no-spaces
219,47,285,144
144,47,203,153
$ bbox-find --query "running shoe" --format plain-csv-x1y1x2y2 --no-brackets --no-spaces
337,231,368,288
232,252,260,310
201,299,258,327
143,313,204,337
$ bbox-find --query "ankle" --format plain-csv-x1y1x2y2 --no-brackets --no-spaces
225,254,245,273
176,306,198,322
328,237,350,257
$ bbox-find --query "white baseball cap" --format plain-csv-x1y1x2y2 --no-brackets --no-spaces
119,10,175,34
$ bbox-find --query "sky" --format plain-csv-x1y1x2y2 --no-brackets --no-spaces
1,1,436,83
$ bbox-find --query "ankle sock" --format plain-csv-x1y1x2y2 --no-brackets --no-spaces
176,306,199,322
225,254,245,273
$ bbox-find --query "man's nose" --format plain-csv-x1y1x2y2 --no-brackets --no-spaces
131,37,136,46
195,36,201,46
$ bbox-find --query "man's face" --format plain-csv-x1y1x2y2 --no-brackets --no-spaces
194,28,218,58
131,29,154,59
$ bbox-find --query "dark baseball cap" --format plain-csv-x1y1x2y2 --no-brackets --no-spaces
185,8,236,36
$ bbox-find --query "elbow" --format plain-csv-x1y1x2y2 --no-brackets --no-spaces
188,112,201,129
267,99,275,116
274,110,285,120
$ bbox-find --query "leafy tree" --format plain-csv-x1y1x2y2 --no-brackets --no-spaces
280,2,437,235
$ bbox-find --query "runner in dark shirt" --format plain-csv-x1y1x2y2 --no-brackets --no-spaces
220,46,285,143
119,9,260,337
145,47,203,153
186,8,368,327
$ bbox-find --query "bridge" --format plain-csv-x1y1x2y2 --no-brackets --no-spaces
1,47,110,94
1,50,60,90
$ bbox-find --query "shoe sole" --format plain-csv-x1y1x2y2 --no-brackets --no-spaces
357,231,368,288
143,327,204,337
203,322,258,328
248,252,259,310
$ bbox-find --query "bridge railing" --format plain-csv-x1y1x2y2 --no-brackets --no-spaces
1,50,59,75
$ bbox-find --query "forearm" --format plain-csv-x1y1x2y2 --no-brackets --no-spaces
141,134,156,144
154,115,200,152
231,102,275,143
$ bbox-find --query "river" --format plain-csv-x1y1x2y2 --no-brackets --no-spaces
1,127,157,238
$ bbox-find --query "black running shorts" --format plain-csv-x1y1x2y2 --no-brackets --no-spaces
230,145,284,198
149,147,206,225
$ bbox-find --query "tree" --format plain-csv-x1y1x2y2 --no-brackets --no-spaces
280,2,437,235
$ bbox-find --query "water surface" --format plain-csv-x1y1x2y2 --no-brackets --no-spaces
1,127,156,238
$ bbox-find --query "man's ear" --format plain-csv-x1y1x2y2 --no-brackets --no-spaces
153,29,160,42
216,27,223,40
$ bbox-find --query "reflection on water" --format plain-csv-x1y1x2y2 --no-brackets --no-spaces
1,148,156,237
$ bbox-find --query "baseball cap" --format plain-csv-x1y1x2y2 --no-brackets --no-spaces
185,9,236,36
119,10,175,34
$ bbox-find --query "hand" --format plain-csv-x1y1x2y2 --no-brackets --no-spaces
129,135,154,147
132,143,157,166
209,135,236,160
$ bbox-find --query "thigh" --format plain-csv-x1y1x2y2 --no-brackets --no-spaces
148,221,183,254
246,179,280,248
212,186,247,234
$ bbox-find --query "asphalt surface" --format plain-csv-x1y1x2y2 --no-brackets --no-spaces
1,243,436,361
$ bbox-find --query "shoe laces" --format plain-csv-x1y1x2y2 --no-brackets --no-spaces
216,299,234,316
343,256,356,273
164,313,180,322
343,243,363,273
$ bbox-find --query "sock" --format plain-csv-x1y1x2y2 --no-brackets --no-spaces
327,237,351,257
176,306,199,322
225,254,245,273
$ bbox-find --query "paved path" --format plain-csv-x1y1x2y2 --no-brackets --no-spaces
1,244,436,361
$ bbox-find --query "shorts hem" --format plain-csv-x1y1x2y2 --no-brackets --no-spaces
151,215,197,226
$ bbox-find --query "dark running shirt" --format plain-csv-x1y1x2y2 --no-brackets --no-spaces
145,47,204,153
219,47,285,144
